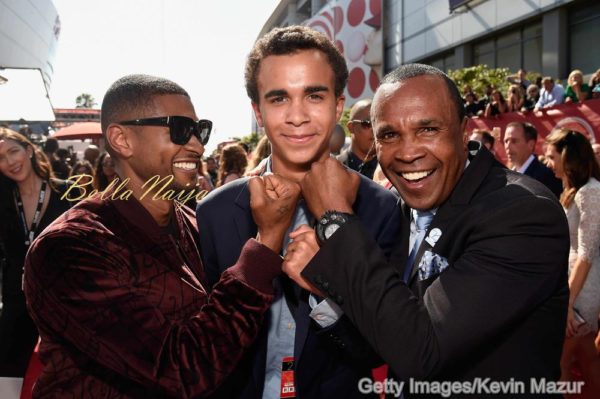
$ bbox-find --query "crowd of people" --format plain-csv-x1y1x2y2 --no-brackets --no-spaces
0,24,599,399
461,67,600,118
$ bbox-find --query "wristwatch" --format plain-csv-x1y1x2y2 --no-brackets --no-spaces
315,210,355,245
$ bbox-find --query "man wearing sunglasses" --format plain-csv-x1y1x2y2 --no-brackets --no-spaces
24,74,300,398
196,26,401,399
337,98,378,179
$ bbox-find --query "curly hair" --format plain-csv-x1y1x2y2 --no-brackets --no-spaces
245,25,348,104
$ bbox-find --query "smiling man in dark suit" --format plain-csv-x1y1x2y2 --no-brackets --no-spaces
282,64,570,397
504,121,563,197
196,26,400,399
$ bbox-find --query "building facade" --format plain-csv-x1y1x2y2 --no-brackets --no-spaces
385,0,599,79
0,0,60,87
260,0,599,83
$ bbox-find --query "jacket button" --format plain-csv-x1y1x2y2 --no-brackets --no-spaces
336,295,344,305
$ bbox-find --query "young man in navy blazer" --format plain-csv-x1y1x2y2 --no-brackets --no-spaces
196,26,401,398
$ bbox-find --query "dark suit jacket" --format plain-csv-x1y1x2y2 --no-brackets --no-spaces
524,157,563,198
302,145,569,397
197,175,401,398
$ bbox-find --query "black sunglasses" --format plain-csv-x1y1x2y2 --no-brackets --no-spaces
119,116,212,145
350,119,371,128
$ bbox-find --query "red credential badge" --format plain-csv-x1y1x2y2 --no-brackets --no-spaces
280,356,296,398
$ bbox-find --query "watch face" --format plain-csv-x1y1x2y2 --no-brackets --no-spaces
324,223,341,239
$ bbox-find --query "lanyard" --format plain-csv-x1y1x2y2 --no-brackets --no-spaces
14,181,47,247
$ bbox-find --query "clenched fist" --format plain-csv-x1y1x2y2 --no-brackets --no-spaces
301,157,360,219
249,174,301,253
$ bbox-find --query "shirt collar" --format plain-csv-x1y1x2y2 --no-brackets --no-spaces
516,154,535,173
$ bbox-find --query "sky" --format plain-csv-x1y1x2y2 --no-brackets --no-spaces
50,0,279,153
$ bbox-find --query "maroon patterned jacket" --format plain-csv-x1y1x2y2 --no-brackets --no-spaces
24,194,281,398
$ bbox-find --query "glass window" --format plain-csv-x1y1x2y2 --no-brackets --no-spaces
444,53,455,71
570,18,600,73
497,44,520,71
471,22,541,71
569,2,600,73
523,22,542,40
569,1,600,24
474,52,495,68
430,59,444,70
497,31,520,49
523,37,542,74
474,39,494,57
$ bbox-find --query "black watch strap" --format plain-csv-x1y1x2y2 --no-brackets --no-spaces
315,210,355,245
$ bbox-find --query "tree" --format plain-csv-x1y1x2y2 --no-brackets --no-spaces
75,93,97,109
448,65,511,99
239,131,261,152
339,108,351,136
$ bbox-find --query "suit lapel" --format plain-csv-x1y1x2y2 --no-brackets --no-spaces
408,143,497,285
233,180,258,245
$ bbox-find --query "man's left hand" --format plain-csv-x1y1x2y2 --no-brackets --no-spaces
282,224,323,296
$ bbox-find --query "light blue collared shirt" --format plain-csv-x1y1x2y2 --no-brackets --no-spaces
261,158,343,399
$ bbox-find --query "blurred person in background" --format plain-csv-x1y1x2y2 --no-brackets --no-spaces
329,124,346,155
217,143,247,187
521,84,540,112
504,121,563,197
83,144,100,166
246,134,272,175
43,137,69,179
545,129,600,395
0,127,72,377
55,148,73,178
593,143,600,166
470,129,496,154
484,89,508,117
592,85,600,100
70,160,95,178
204,156,218,186
338,99,377,179
69,160,96,195
588,68,600,93
463,91,482,117
94,151,118,190
197,160,213,193
507,68,530,90
535,77,565,111
506,84,524,112
564,69,590,103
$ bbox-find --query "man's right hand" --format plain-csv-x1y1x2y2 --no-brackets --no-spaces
249,175,301,253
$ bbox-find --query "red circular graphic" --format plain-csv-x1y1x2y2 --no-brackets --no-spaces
347,0,366,27
333,7,344,34
321,11,334,27
308,21,332,39
335,40,344,55
348,68,366,98
369,69,379,92
370,0,381,17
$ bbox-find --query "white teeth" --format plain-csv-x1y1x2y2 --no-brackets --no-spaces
401,170,433,181
173,162,197,171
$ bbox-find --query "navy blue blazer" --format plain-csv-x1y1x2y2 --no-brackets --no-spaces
524,156,563,198
197,174,401,399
